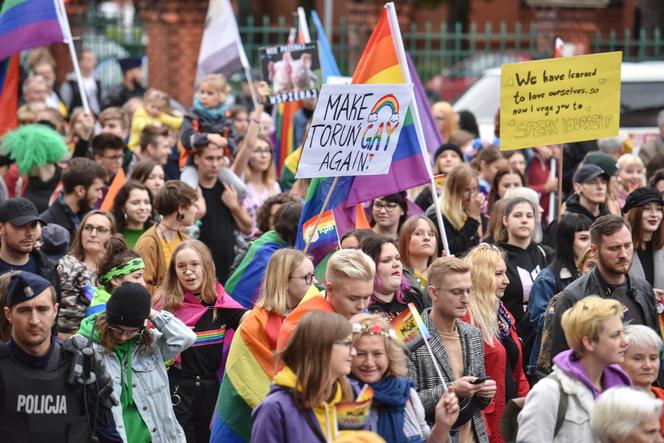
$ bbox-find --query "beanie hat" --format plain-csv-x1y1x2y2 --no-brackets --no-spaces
434,143,464,163
105,282,151,328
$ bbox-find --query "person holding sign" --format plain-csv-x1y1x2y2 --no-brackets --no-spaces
407,256,495,443
349,313,459,443
464,244,530,443
251,311,358,442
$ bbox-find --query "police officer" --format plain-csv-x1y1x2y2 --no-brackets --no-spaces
0,271,121,442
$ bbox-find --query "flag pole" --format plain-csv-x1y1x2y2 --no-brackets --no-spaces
557,145,564,222
548,156,557,223
304,176,339,253
384,2,450,256
54,0,90,114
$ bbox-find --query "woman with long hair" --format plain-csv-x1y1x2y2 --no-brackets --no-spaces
210,249,315,442
527,213,592,377
431,101,458,142
487,166,525,214
623,187,664,289
427,164,487,256
135,180,199,294
130,159,165,203
57,210,116,337
111,180,156,247
370,192,409,239
251,311,356,442
398,215,438,289
349,313,459,443
76,282,196,443
87,235,146,317
156,239,246,443
464,244,530,443
360,235,429,321
473,146,507,197
517,297,631,441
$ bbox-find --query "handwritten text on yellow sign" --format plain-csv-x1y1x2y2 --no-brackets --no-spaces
499,51,622,150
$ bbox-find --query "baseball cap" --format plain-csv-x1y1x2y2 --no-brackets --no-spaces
573,164,606,184
0,198,46,226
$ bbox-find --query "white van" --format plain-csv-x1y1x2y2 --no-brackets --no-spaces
453,61,664,148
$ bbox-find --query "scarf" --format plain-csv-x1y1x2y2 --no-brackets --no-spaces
193,97,230,122
497,302,513,339
370,376,419,443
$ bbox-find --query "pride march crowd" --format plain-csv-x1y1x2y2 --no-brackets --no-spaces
1,1,664,442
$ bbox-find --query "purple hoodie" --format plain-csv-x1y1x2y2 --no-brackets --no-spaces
553,349,632,399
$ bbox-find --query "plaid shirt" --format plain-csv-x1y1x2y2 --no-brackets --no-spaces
407,308,490,443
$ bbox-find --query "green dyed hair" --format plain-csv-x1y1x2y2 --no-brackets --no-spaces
1,124,68,175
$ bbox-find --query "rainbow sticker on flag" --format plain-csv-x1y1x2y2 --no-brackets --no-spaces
302,209,339,249
335,385,374,432
391,302,431,352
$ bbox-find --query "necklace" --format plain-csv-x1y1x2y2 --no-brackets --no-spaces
158,223,179,260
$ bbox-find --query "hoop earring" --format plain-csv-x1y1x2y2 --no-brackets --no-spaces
176,212,184,221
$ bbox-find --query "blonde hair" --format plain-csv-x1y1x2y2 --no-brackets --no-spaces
427,256,470,289
255,248,310,316
326,249,375,284
350,313,407,377
200,73,230,95
561,295,623,356
617,154,646,187
432,101,459,140
440,164,478,230
465,244,504,344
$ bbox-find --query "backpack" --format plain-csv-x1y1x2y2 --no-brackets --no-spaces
500,373,569,441
535,291,563,378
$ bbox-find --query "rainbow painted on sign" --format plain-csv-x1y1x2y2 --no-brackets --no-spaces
370,94,399,116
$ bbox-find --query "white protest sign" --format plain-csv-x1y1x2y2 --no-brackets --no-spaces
295,83,414,179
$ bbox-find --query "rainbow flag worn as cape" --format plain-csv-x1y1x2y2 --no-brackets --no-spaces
224,230,288,309
295,5,431,263
209,307,284,442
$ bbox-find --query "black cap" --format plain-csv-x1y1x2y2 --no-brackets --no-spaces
40,224,70,261
105,282,151,328
622,187,664,214
573,164,606,184
118,57,142,73
0,198,46,226
434,143,464,162
6,271,52,307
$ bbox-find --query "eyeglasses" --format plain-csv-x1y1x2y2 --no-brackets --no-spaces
176,263,201,274
373,202,399,212
109,326,143,339
334,338,353,348
289,273,315,285
103,154,124,161
83,224,111,234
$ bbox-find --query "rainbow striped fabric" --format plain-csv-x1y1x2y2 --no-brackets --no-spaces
0,0,64,61
192,325,226,347
0,56,19,136
273,101,300,176
210,307,284,442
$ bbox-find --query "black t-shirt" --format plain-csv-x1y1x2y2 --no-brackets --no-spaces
637,241,655,287
610,281,646,326
0,255,37,274
178,302,245,379
199,180,237,283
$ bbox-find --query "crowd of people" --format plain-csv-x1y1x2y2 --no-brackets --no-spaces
1,45,664,443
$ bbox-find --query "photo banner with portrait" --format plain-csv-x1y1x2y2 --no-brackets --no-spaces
295,83,414,179
259,42,323,105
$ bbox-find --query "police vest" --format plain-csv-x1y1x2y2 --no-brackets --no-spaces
0,342,90,443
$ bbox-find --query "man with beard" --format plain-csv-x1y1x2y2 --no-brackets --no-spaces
40,158,107,239
549,215,663,385
102,57,145,109
0,199,59,291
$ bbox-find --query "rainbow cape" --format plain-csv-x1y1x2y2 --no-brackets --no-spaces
0,0,65,61
209,307,284,442
224,230,288,309
295,5,431,263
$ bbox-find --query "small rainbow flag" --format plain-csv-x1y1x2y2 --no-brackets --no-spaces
391,302,431,352
302,209,338,261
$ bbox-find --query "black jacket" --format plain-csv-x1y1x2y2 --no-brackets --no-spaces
550,266,664,386
543,193,609,246
40,198,80,240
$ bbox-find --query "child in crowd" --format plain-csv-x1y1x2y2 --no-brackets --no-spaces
128,88,183,151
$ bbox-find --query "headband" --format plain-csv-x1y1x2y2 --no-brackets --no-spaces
99,258,145,285
352,322,397,339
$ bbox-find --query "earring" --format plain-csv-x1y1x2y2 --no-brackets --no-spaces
177,212,184,221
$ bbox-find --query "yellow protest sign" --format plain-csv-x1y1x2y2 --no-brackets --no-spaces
499,51,622,150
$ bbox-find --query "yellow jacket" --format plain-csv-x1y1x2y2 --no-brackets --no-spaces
128,105,184,151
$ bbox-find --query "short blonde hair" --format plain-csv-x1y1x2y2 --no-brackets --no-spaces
350,313,407,377
326,249,375,284
561,295,623,356
255,248,310,316
591,387,663,443
427,256,470,289
200,73,230,95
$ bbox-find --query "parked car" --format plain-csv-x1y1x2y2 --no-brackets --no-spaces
427,52,532,102
453,61,664,148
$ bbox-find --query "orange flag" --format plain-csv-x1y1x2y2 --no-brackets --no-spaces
100,168,126,212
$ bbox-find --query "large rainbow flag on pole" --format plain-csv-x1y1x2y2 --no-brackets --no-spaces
295,2,433,262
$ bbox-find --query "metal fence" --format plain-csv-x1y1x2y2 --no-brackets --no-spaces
74,10,664,97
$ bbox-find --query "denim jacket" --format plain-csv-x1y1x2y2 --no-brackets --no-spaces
79,311,196,443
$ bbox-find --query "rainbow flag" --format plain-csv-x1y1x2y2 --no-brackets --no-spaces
295,4,431,258
273,101,300,175
210,307,284,442
224,230,288,309
0,0,65,61
391,302,432,352
0,55,19,136
302,209,339,262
